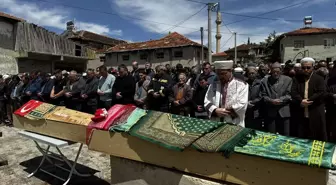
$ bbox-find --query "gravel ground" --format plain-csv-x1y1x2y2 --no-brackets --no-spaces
1,125,336,185
0,126,111,185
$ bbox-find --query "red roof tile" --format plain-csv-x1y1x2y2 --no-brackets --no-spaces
106,32,203,52
70,30,126,46
0,12,24,22
212,51,228,57
285,27,336,36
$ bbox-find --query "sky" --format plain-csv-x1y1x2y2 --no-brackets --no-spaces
0,0,336,51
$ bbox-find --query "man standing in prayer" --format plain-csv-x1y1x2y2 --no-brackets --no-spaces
204,60,248,127
245,65,263,130
112,64,136,105
98,66,115,110
291,57,327,141
130,61,140,83
259,62,292,136
193,62,217,91
81,69,98,114
134,69,150,109
169,73,193,116
64,70,85,111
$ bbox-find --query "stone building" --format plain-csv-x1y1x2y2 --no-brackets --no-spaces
105,32,208,69
225,44,265,64
62,21,126,70
279,27,336,63
0,12,95,74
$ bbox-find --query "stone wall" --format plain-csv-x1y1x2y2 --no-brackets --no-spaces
0,47,19,74
0,18,15,50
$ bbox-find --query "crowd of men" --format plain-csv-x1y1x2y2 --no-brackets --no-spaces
1,59,336,142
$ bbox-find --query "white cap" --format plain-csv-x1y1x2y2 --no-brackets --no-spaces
234,67,243,73
82,72,87,77
214,60,234,70
62,70,67,75
294,63,301,67
3,74,9,79
301,57,315,64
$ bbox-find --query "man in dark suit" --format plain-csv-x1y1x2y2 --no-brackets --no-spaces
81,69,98,114
291,57,327,141
112,64,136,105
260,62,292,136
64,70,85,111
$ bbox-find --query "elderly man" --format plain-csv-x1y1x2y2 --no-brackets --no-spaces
98,66,115,110
291,57,327,141
245,66,262,130
64,70,85,111
169,73,193,116
204,60,248,127
81,69,98,114
260,62,292,136
131,61,140,83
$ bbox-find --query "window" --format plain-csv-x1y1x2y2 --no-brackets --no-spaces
294,40,305,49
75,45,82,56
122,55,129,61
156,52,164,59
140,54,148,60
324,38,335,48
174,51,183,58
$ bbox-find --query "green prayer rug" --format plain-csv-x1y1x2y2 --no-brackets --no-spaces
24,103,56,120
234,131,336,169
109,108,147,132
192,124,255,156
129,110,225,151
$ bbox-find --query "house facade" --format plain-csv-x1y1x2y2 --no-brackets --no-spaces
280,27,336,63
62,21,126,70
225,44,265,64
105,32,208,69
0,12,95,74
212,51,229,61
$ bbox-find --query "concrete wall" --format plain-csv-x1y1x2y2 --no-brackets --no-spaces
0,18,15,50
0,47,19,74
280,33,336,62
17,59,52,73
105,46,207,70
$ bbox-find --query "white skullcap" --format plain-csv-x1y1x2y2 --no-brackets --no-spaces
3,74,9,80
294,63,301,67
82,72,87,77
214,60,234,70
50,76,56,79
234,67,243,73
300,57,315,64
62,70,67,75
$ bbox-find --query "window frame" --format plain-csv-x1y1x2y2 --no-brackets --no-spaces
174,51,183,58
156,52,164,59
122,55,130,61
294,40,305,49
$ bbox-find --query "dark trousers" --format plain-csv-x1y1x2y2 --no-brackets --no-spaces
265,117,290,136
65,99,82,111
98,100,112,110
82,103,97,114
0,100,5,123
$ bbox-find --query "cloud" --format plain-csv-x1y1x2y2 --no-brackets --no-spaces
0,0,122,36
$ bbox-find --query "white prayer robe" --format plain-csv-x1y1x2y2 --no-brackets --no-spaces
204,78,248,127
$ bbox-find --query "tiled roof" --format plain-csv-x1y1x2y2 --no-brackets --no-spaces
69,30,126,46
106,32,203,52
0,12,24,22
212,51,228,57
285,27,336,36
225,44,253,52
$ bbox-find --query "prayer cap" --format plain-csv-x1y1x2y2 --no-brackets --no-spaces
234,67,243,73
213,60,234,70
294,63,301,68
301,57,315,64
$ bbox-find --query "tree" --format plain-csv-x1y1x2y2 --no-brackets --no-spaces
260,31,281,62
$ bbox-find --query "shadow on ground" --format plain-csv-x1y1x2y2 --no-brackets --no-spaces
20,156,110,185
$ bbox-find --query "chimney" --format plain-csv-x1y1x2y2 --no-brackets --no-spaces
66,21,75,32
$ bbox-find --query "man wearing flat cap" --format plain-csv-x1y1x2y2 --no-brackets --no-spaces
204,60,248,127
260,62,292,136
291,57,327,141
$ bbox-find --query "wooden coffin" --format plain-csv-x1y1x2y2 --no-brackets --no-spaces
88,130,329,185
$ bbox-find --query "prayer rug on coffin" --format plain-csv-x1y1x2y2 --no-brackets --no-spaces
234,131,336,169
44,107,93,126
129,110,225,151
109,108,147,133
86,104,136,144
24,102,56,120
192,124,255,156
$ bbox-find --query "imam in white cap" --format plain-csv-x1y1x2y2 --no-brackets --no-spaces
234,67,243,73
213,60,234,70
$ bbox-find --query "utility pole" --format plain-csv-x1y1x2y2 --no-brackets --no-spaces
200,27,204,73
207,4,212,63
234,32,237,64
